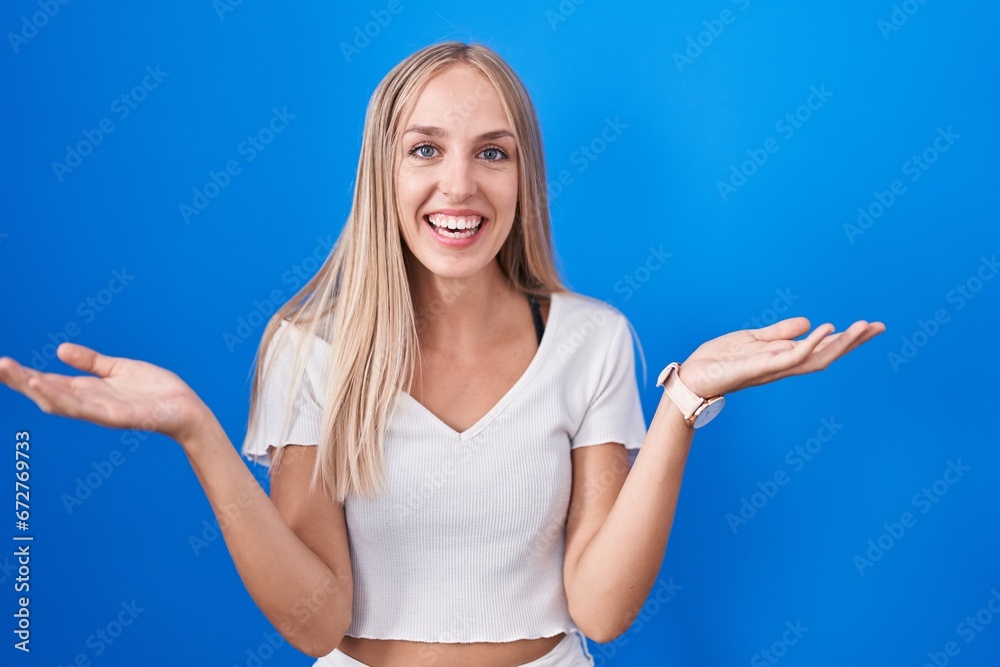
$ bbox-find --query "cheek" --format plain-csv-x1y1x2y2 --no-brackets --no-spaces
396,172,429,213
485,172,519,211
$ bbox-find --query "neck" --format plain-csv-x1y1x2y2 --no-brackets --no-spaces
405,252,519,351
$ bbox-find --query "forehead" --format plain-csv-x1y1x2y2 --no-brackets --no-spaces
403,64,512,135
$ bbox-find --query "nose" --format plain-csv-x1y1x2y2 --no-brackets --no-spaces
439,153,476,201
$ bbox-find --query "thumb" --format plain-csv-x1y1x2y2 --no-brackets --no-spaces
751,316,812,342
56,342,120,378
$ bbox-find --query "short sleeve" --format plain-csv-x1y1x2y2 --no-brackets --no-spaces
570,313,647,451
241,321,327,467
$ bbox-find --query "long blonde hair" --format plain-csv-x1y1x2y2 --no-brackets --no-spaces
244,41,565,503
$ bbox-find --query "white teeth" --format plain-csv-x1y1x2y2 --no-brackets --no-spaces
427,214,483,231
436,227,477,239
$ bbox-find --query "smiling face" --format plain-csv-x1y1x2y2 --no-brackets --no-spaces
395,64,519,283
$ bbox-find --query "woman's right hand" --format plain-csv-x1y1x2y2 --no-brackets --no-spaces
0,342,210,445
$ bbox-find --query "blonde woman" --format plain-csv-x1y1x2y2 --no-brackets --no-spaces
0,42,883,666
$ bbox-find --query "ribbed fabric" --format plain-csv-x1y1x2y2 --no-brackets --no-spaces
241,290,648,643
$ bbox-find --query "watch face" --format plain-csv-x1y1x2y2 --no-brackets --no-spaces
693,396,725,428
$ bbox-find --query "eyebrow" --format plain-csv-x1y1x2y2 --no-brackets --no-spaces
403,125,515,141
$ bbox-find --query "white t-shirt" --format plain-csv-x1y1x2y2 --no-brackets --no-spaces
241,289,648,643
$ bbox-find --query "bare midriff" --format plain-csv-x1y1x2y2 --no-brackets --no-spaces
336,632,566,667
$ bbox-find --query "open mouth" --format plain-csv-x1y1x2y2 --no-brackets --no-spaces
424,214,485,239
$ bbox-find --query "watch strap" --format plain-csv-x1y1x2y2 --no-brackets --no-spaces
656,362,705,425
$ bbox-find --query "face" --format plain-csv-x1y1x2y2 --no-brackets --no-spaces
395,64,519,282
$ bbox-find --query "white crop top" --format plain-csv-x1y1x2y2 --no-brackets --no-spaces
241,290,648,643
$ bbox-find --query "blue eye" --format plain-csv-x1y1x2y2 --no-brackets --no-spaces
410,144,437,159
480,146,509,161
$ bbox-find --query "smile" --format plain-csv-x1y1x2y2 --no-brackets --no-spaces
424,213,485,239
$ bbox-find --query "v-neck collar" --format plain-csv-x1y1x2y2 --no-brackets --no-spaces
398,291,562,442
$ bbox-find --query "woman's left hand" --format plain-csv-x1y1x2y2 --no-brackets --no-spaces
677,318,886,398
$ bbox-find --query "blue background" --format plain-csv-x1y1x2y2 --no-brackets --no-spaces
2,1,998,665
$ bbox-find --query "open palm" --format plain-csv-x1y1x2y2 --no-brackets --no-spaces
0,342,207,444
679,317,886,398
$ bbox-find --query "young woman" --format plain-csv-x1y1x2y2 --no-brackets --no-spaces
0,42,883,667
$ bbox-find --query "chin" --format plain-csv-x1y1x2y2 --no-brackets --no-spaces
420,258,489,280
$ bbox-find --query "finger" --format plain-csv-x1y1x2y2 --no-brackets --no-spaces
0,357,42,394
56,343,120,378
835,321,886,358
805,321,869,370
15,373,66,416
1,359,97,419
769,322,835,370
812,321,883,361
24,373,91,420
758,339,797,353
793,320,882,374
811,330,853,356
746,321,884,387
1,358,89,396
750,316,812,342
735,323,833,387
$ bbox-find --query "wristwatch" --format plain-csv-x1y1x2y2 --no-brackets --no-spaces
655,362,725,429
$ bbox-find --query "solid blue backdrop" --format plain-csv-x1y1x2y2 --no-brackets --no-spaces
1,1,998,665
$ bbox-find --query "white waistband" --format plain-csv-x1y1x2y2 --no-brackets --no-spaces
314,630,595,667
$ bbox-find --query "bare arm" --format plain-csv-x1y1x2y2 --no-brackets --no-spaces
0,344,352,658
563,393,692,643
182,412,353,657
564,318,884,641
